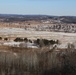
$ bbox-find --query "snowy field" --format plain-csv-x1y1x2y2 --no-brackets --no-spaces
0,28,25,33
0,28,76,43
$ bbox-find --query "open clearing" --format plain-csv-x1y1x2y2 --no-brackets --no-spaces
0,28,76,43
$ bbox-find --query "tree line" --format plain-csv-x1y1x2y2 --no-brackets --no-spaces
14,37,60,47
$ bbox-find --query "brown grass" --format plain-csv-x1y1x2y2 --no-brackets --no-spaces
0,46,75,75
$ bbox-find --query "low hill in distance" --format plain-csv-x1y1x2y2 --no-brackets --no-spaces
0,14,76,24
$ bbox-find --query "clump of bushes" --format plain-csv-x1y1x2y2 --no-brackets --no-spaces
34,39,60,47
14,37,24,42
14,37,60,48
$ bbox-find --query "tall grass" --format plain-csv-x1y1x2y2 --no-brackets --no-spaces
0,46,76,75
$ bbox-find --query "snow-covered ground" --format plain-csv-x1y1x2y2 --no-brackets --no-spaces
0,28,76,36
3,41,38,48
3,41,21,47
0,28,76,44
0,28,25,33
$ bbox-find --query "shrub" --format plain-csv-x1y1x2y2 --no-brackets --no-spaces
0,37,2,40
4,38,8,41
14,37,24,42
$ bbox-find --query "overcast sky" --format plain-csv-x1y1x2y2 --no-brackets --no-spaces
0,0,76,16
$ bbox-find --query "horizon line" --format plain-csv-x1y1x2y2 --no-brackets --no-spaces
0,13,76,17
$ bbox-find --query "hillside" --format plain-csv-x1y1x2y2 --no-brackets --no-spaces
0,14,76,24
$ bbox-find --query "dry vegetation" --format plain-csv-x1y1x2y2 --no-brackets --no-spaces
0,46,75,75
0,14,76,75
